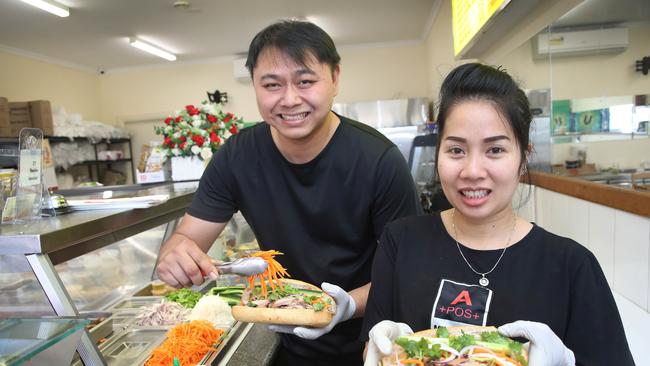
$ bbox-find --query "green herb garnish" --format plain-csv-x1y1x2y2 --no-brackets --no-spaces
164,288,202,308
449,332,476,351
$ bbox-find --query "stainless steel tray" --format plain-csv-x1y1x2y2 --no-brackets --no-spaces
110,310,139,329
99,327,168,366
86,314,114,344
109,296,163,311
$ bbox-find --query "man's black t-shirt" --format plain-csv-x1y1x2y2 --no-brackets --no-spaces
361,214,634,366
188,115,421,363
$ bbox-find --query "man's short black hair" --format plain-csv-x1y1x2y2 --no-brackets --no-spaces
245,20,341,76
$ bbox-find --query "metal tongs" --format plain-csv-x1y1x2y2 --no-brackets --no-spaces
212,257,268,276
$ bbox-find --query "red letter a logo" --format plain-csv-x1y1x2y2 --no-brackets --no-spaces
450,290,472,306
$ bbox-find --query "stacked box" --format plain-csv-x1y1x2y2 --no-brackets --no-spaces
29,100,54,136
7,102,32,137
0,97,9,137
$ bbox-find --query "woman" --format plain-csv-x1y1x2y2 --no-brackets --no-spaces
362,63,634,366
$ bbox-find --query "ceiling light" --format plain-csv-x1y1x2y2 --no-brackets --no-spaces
129,39,176,61
19,0,69,17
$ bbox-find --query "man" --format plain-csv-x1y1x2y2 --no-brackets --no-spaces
156,20,421,365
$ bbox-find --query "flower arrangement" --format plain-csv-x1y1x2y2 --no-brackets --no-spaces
155,101,244,161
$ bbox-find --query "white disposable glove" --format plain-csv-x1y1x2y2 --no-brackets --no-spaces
268,282,356,340
364,320,413,366
498,320,575,366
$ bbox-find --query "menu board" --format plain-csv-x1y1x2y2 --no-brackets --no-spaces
452,0,511,57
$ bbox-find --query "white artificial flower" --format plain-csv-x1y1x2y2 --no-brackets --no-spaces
223,130,232,139
173,132,181,139
165,126,173,134
192,118,203,128
200,147,213,160
219,122,225,129
172,148,181,156
179,121,190,129
191,145,201,155
200,129,208,136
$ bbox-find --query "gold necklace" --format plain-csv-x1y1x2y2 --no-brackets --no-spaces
451,209,517,287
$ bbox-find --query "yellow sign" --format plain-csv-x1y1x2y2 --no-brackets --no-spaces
452,0,510,56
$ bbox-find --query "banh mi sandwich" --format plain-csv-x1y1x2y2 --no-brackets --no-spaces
230,250,335,327
231,278,336,327
380,325,528,366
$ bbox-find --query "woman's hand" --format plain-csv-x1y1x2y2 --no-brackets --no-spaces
499,320,575,366
364,320,413,366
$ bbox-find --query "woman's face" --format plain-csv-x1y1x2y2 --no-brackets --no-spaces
437,100,522,221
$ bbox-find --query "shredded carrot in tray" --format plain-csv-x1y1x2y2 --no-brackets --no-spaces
144,320,224,366
245,250,290,299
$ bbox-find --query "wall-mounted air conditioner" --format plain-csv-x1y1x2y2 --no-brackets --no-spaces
533,27,628,59
233,57,251,82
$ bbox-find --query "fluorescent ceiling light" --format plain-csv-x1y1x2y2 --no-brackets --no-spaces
129,38,177,61
19,0,69,17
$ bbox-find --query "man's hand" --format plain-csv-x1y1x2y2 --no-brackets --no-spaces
364,320,413,366
156,237,219,288
268,282,356,340
498,320,575,366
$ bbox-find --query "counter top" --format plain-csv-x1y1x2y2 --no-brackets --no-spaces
216,324,279,366
0,181,198,264
528,171,650,217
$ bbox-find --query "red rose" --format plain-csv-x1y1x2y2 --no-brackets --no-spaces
164,117,173,125
179,142,186,150
192,135,205,147
207,114,217,123
163,137,172,146
229,124,238,134
179,136,187,142
175,115,183,123
210,132,220,143
185,105,195,112
223,113,233,123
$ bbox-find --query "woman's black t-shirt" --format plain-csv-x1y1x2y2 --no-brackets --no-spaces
362,214,634,366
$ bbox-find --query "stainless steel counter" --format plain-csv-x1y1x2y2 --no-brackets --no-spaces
0,181,197,264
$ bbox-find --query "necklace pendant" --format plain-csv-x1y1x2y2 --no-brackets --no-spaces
479,276,489,287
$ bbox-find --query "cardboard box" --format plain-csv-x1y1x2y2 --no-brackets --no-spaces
0,127,11,137
0,97,8,128
8,102,32,131
29,100,54,135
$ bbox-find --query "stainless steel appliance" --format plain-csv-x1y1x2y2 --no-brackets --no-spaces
332,98,429,161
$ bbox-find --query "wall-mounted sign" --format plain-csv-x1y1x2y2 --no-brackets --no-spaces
452,0,511,57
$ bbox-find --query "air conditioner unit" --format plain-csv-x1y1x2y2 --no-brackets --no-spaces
533,27,628,59
232,57,251,81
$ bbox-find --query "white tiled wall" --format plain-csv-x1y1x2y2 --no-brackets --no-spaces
530,186,650,366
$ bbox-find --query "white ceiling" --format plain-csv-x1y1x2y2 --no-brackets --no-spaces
0,0,439,72
553,0,650,28
0,0,647,74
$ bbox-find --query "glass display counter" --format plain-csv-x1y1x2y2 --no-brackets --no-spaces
0,181,273,365
0,318,88,366
0,182,198,365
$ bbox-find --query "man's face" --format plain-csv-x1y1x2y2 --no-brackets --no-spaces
252,48,340,142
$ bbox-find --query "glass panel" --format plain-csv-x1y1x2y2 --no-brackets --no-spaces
0,318,88,366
